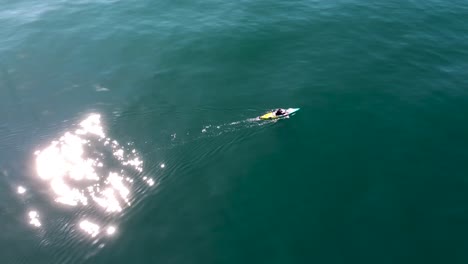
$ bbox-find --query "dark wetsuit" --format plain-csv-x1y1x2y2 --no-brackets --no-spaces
276,109,286,116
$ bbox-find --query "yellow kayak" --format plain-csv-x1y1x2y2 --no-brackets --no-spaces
259,108,300,120
259,112,277,120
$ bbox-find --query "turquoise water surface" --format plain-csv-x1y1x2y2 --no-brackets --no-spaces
1,1,468,263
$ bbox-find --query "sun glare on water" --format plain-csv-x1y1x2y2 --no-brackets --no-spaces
18,186,26,194
28,210,41,227
30,114,156,239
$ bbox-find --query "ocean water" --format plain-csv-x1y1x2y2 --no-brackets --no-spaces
1,0,468,263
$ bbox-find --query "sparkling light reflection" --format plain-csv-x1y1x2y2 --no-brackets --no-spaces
147,178,155,186
79,220,100,237
32,113,153,239
34,114,144,212
17,186,26,194
106,226,116,235
28,210,41,227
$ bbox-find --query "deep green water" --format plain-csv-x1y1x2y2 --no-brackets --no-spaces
1,1,468,263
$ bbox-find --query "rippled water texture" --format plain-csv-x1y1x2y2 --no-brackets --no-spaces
1,0,468,264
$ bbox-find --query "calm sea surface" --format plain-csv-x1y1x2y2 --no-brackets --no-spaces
1,1,468,263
